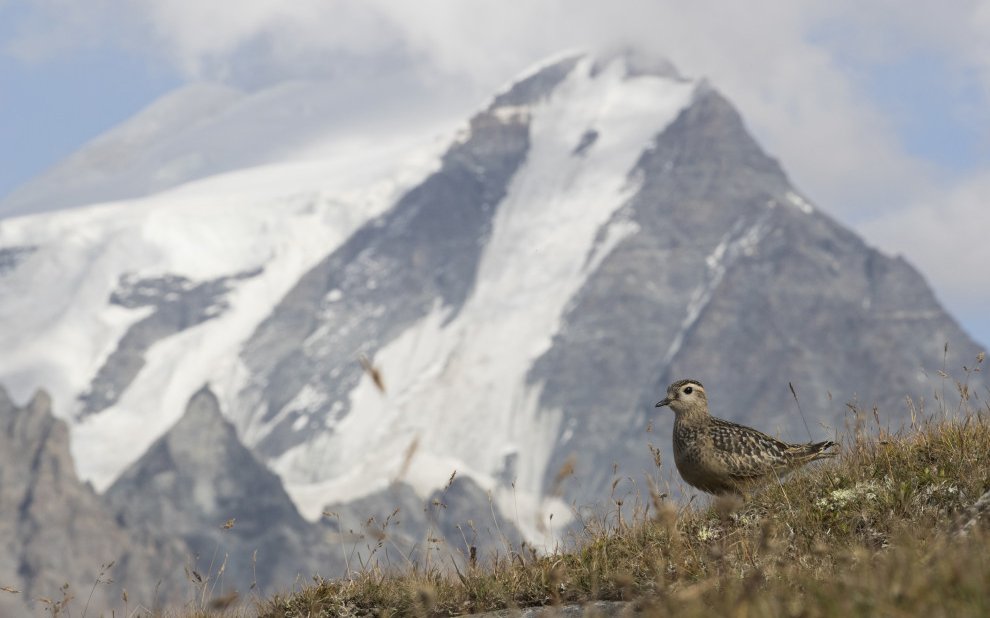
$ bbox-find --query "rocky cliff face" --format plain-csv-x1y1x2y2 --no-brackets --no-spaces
527,83,983,504
105,386,340,594
237,77,536,459
323,477,524,572
0,387,185,616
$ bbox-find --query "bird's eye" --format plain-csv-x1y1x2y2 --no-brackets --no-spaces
684,386,693,394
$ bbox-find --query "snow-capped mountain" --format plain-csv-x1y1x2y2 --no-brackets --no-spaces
236,53,701,529
0,123,446,488
0,49,984,600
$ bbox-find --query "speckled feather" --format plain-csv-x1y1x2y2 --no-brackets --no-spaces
709,417,832,480
658,379,836,495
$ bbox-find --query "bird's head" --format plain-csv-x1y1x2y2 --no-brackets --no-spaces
655,379,708,417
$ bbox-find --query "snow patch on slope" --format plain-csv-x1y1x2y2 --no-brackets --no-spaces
273,57,695,535
0,129,451,489
785,190,815,214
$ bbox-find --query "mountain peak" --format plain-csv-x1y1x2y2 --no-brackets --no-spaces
106,385,337,593
0,384,185,614
632,82,789,202
0,84,244,217
491,48,686,112
490,53,584,109
590,47,685,81
27,388,52,415
172,383,225,430
154,383,244,470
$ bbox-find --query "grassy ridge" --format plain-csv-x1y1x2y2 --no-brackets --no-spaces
31,370,987,617
252,378,990,617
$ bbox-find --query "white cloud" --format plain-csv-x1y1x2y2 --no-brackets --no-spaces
11,0,982,211
139,0,409,78
5,0,990,341
859,169,990,332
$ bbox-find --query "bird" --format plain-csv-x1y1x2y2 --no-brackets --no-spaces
655,378,836,495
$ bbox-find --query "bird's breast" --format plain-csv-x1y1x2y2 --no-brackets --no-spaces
673,421,737,494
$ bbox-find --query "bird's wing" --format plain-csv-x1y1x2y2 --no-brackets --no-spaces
708,417,792,480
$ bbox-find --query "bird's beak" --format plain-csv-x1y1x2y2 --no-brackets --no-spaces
655,397,672,408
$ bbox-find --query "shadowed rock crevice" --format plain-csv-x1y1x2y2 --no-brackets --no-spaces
0,246,37,276
78,268,261,417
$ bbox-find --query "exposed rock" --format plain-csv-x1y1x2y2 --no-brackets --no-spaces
0,386,185,616
322,482,432,574
492,54,582,108
527,85,984,505
0,246,36,276
105,386,340,595
237,59,542,458
427,476,524,565
322,477,524,573
0,50,985,609
79,269,261,416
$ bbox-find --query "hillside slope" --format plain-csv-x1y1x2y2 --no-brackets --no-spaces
258,379,990,617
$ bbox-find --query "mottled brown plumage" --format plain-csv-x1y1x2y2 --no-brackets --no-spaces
656,379,835,495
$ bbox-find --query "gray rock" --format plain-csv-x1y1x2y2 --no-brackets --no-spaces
322,476,524,573
7,50,985,611
427,476,525,567
528,84,984,506
492,54,582,108
0,246,36,276
236,56,565,459
105,386,340,595
79,269,260,416
0,385,185,616
322,482,430,573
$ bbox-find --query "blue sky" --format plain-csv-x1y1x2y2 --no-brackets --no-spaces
0,46,181,194
1,0,989,350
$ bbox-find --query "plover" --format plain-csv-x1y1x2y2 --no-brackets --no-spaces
656,379,835,495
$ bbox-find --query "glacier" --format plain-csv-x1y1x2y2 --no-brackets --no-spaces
0,129,450,490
